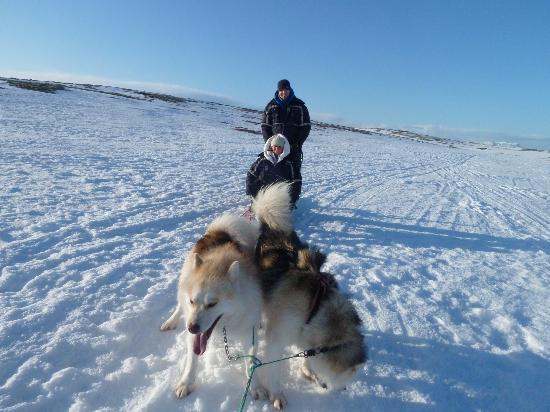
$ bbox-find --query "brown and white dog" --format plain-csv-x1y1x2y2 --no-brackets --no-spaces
252,183,367,409
161,183,366,409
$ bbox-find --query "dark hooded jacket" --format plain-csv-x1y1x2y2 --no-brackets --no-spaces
246,135,301,205
261,89,311,164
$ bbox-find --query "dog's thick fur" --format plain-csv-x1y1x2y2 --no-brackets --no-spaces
161,184,365,408
252,183,367,409
160,214,262,398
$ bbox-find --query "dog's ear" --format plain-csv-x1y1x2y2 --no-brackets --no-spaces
228,261,240,282
192,253,203,269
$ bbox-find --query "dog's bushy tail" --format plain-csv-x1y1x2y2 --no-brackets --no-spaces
297,248,327,272
253,182,293,234
206,214,260,253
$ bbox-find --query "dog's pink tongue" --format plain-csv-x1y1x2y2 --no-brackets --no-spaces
193,333,209,356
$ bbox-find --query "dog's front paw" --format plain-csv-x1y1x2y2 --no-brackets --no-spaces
175,382,193,399
271,392,287,410
160,319,177,331
250,382,269,400
301,365,327,389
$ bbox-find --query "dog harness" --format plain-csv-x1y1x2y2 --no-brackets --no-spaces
305,273,338,324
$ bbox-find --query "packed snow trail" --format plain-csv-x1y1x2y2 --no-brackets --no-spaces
1,80,549,411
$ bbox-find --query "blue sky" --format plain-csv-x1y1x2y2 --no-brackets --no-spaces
1,0,549,147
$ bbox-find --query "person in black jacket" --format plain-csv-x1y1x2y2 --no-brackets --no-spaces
261,79,311,173
246,134,301,206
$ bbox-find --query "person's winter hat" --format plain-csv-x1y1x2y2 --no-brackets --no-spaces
277,79,291,91
271,134,286,147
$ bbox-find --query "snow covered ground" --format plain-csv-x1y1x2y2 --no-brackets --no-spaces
1,79,549,411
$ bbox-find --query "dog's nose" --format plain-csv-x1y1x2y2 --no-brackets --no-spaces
188,323,200,334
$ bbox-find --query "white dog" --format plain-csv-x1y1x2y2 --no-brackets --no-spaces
160,214,262,398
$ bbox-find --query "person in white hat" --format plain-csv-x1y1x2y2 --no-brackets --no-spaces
246,134,301,207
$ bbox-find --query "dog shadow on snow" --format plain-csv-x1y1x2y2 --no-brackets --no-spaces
286,331,549,411
359,331,550,411
293,198,549,254
154,331,548,412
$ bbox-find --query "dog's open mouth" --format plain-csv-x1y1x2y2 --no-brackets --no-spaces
193,314,223,356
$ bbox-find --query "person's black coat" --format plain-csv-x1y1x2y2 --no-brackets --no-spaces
246,136,301,205
261,95,311,164
246,155,301,205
